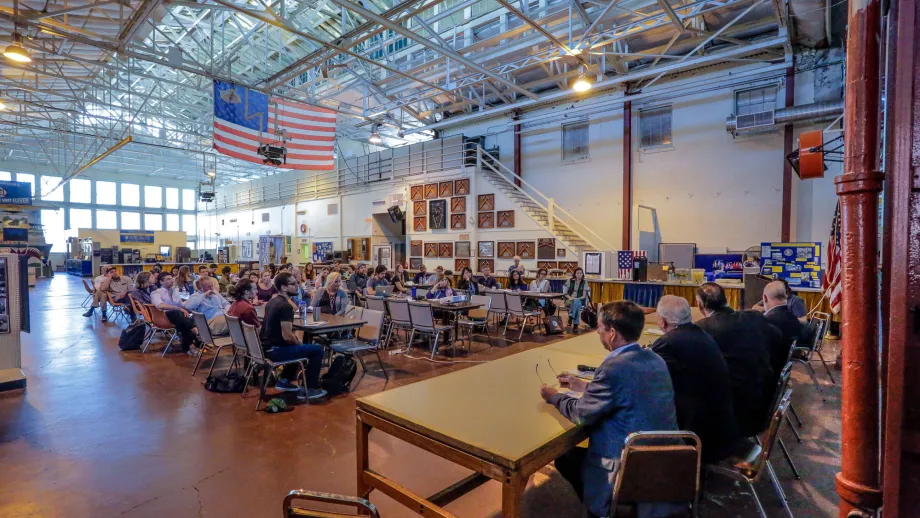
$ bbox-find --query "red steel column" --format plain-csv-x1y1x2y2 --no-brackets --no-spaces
835,0,884,515
622,101,632,250
781,66,794,241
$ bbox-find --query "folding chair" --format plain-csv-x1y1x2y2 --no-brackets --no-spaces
610,431,702,517
240,322,308,411
790,313,835,386
141,304,179,355
283,490,379,518
364,296,390,339
709,389,796,518
383,298,413,349
483,289,508,330
504,292,543,340
329,308,389,384
81,278,95,308
128,294,147,323
106,293,129,324
407,301,453,360
191,311,234,377
762,363,802,479
225,315,250,376
457,294,493,352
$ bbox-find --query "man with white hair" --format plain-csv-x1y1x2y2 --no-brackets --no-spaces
762,280,805,376
650,295,741,463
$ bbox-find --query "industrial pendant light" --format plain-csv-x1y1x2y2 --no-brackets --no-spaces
368,123,382,144
4,33,31,63
572,66,592,93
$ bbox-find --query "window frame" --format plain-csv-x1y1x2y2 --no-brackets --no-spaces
561,119,590,164
638,104,674,151
734,84,779,117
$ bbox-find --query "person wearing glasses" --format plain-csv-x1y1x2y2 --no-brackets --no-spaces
529,268,555,315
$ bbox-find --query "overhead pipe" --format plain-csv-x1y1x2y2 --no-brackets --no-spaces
724,100,844,133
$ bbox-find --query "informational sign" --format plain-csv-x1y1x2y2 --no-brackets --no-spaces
694,253,744,279
1,214,29,243
120,230,155,243
760,242,823,288
0,181,32,205
313,241,333,262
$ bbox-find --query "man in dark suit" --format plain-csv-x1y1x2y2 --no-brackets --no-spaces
762,280,806,376
650,295,741,463
696,283,779,437
541,301,680,518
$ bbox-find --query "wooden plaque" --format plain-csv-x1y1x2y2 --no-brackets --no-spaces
429,200,447,229
537,238,555,259
478,194,495,211
455,241,471,258
439,181,453,198
497,210,515,228
424,243,438,257
478,212,494,229
424,183,438,199
439,242,453,258
538,261,558,271
410,184,424,201
497,242,515,259
413,201,427,216
455,259,470,271
559,261,579,275
410,240,423,257
478,241,494,258
450,196,466,213
454,179,470,195
478,259,494,273
557,248,567,258
413,216,427,232
410,258,423,269
451,213,466,230
516,241,535,259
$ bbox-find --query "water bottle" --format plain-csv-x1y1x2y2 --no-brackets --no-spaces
411,285,417,299
298,299,307,319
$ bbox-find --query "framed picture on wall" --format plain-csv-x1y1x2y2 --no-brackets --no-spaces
478,259,494,273
424,183,438,199
410,184,425,201
478,194,495,211
516,241,535,259
410,257,423,269
410,240,423,257
429,199,447,229
438,242,453,258
455,259,470,271
450,214,466,230
478,212,494,229
497,210,515,228
538,238,555,259
450,196,466,213
439,181,453,197
413,201,427,216
455,241,471,258
242,240,253,258
424,243,438,257
454,179,470,195
414,216,427,232
497,242,515,258
478,241,494,258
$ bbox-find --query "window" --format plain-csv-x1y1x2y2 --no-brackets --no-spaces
182,214,196,235
0,171,10,181
121,211,140,229
40,209,66,252
166,213,180,231
96,209,117,229
735,85,778,116
121,183,140,206
40,176,64,202
144,185,162,208
144,213,163,231
639,106,673,149
165,187,179,209
186,241,197,250
69,208,92,230
182,189,196,210
561,121,589,162
96,181,116,205
16,173,35,195
69,178,91,203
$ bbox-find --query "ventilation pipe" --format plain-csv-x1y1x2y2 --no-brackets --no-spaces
725,100,844,134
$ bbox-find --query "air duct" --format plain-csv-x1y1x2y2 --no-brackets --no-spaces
725,100,843,134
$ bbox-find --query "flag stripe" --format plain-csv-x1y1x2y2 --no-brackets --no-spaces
213,134,334,162
213,144,335,170
213,122,335,151
823,201,842,314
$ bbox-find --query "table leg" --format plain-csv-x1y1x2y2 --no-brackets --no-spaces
356,413,371,500
501,472,525,518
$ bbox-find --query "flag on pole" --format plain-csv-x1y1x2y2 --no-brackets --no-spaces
823,201,842,313
212,80,336,171
617,250,647,280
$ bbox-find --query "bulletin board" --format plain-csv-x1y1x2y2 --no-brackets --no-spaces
658,243,696,270
759,242,822,288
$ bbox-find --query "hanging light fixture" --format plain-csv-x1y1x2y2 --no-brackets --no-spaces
4,33,31,63
0,91,6,111
206,169,216,177
572,66,593,93
368,123,382,144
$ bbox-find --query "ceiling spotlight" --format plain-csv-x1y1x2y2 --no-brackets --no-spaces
4,33,31,63
368,123,382,144
572,67,593,93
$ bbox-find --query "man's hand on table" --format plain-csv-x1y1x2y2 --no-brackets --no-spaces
539,385,558,402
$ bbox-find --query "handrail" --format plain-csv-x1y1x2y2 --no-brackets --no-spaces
477,146,616,252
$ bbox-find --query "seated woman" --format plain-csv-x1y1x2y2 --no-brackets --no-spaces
310,272,349,316
392,263,410,294
254,270,277,304
455,267,479,296
426,277,454,299
314,267,330,289
528,268,555,315
227,279,260,329
507,269,527,291
562,267,591,329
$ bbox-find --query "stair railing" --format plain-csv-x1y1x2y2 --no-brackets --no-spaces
476,146,616,253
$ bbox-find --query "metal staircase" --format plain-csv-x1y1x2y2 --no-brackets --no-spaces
475,147,615,256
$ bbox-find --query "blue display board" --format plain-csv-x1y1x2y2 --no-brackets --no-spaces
120,230,155,243
694,253,744,279
0,181,32,205
312,241,333,262
759,242,822,288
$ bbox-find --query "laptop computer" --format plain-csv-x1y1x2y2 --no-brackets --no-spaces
375,285,394,297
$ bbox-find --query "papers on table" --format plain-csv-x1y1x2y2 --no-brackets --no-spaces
303,321,327,327
574,369,596,380
644,328,664,336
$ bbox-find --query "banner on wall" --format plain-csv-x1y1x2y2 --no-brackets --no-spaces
120,230,155,243
694,254,744,279
0,181,32,205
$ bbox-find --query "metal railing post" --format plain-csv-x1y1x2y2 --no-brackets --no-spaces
548,197,555,233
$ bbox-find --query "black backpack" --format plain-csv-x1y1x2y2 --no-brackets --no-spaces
118,321,147,351
320,355,357,395
581,302,598,329
204,372,247,393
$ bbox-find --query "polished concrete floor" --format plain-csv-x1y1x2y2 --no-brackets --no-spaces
0,275,842,517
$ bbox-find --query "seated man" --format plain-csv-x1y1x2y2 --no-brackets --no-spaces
151,272,199,354
183,277,230,321
83,266,132,322
762,280,806,376
193,265,211,292
695,282,778,437
125,272,154,321
366,265,390,296
218,266,232,293
260,272,327,401
540,301,680,518
650,295,741,463
347,263,369,292
477,266,500,290
413,264,429,285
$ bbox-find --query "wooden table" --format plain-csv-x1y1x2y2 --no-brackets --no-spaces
517,291,564,300
356,347,593,518
292,313,367,338
426,300,484,345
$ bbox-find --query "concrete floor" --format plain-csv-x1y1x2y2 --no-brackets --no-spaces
0,275,841,517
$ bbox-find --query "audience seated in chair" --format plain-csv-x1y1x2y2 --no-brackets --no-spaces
83,265,132,322
151,272,200,354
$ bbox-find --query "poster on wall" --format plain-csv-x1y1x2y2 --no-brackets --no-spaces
0,257,9,333
759,242,823,288
1,215,29,243
119,230,155,243
241,240,253,258
694,254,744,279
0,181,32,205
313,241,334,262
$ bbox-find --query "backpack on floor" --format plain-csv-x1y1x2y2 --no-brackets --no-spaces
543,315,564,335
204,372,246,393
320,355,358,395
581,303,598,329
118,320,147,351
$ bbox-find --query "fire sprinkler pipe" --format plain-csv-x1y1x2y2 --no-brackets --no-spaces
835,0,885,515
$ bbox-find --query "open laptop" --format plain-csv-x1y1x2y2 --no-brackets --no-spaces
374,285,394,297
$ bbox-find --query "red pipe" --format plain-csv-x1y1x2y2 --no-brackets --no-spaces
622,101,632,250
835,0,884,515
781,67,794,241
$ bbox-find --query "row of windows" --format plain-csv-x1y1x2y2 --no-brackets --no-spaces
41,209,197,252
0,172,198,210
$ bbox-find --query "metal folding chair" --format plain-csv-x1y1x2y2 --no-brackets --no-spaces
106,292,130,324
329,308,389,384
240,322,308,411
483,289,508,330
191,311,234,377
283,490,379,518
407,301,453,360
457,294,493,352
790,313,836,388
383,298,413,349
81,278,95,308
141,304,179,355
504,292,543,340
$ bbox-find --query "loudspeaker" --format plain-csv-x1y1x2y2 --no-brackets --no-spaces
387,205,405,223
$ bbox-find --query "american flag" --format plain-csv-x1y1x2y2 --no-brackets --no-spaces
823,201,842,313
617,250,646,279
212,80,335,171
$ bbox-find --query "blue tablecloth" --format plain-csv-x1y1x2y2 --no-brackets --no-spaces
623,283,664,308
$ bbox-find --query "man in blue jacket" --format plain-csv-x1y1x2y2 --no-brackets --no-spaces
540,300,681,518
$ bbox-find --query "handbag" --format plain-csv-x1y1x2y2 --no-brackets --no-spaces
543,315,564,335
581,302,599,329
